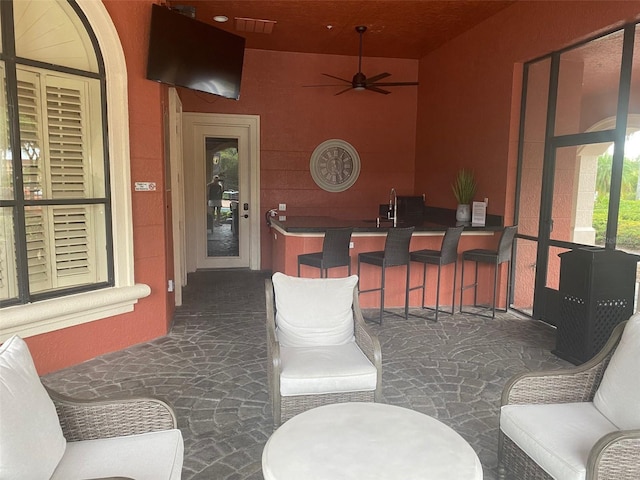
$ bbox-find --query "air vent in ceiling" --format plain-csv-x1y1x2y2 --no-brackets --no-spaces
235,17,276,34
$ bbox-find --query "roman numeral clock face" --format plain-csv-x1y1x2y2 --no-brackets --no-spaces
310,139,361,192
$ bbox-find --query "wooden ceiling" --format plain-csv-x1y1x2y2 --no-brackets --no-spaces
165,1,516,59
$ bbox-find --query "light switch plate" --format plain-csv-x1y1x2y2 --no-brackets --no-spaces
279,203,286,211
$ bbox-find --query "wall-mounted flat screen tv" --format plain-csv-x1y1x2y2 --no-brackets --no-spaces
146,4,245,100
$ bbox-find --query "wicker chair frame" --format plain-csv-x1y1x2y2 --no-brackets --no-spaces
46,387,178,442
498,320,640,480
265,278,382,427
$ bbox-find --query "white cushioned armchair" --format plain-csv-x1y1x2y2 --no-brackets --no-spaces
0,335,184,480
266,273,382,426
498,313,640,480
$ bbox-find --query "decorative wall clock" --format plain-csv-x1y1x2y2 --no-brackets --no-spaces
309,139,361,192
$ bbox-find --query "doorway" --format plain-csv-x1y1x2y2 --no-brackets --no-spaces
183,113,261,271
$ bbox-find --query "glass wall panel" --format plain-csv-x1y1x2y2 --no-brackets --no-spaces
512,237,538,315
628,26,640,119
555,30,623,136
0,207,17,301
517,58,550,237
616,132,640,249
617,130,640,313
546,246,570,290
623,26,640,312
551,143,611,246
0,62,12,201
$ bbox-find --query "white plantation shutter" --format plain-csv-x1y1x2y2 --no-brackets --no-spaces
52,206,92,279
17,77,44,197
16,68,100,293
47,84,86,199
17,71,52,292
24,207,49,286
46,80,94,285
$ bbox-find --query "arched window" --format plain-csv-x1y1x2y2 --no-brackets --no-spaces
0,0,149,340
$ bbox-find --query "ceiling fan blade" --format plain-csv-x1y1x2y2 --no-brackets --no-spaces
365,85,391,95
371,81,419,87
303,83,352,87
334,86,354,96
365,72,391,84
322,73,351,83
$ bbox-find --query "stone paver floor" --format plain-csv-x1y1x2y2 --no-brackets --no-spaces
43,270,570,480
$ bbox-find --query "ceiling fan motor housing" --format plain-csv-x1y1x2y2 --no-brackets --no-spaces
352,72,367,89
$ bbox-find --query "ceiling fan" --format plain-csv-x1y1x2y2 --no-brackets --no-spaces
305,25,419,95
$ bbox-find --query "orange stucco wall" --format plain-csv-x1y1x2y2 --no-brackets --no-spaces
22,0,640,374
178,49,419,270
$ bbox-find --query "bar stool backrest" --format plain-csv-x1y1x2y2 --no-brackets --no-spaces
321,227,353,268
497,226,518,264
440,226,465,265
383,227,415,266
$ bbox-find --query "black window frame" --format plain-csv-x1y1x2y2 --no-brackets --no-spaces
0,0,114,308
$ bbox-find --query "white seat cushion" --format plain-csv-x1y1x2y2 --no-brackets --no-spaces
594,313,640,430
279,342,377,396
272,272,358,347
500,402,618,480
0,335,67,480
50,429,184,480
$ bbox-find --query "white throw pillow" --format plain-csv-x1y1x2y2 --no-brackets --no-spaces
0,335,67,480
593,313,640,430
272,272,358,347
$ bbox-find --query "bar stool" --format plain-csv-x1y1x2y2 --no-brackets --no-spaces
297,227,353,278
358,227,414,324
409,226,464,322
459,225,518,319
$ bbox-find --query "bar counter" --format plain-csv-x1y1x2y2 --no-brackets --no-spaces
269,212,508,311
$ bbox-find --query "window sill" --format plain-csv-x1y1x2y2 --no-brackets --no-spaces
0,284,151,341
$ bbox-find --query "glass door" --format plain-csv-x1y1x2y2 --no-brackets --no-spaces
205,137,239,258
192,122,251,270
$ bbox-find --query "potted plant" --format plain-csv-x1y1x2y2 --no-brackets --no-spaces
452,169,477,222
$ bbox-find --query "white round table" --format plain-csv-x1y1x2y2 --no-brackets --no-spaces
262,402,483,480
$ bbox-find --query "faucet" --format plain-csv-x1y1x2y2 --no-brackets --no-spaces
389,188,397,227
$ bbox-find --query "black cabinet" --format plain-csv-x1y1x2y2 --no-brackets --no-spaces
553,247,639,365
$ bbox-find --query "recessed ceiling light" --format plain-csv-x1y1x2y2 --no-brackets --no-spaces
213,15,229,23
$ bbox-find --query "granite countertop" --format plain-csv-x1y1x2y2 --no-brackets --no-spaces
269,208,504,234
